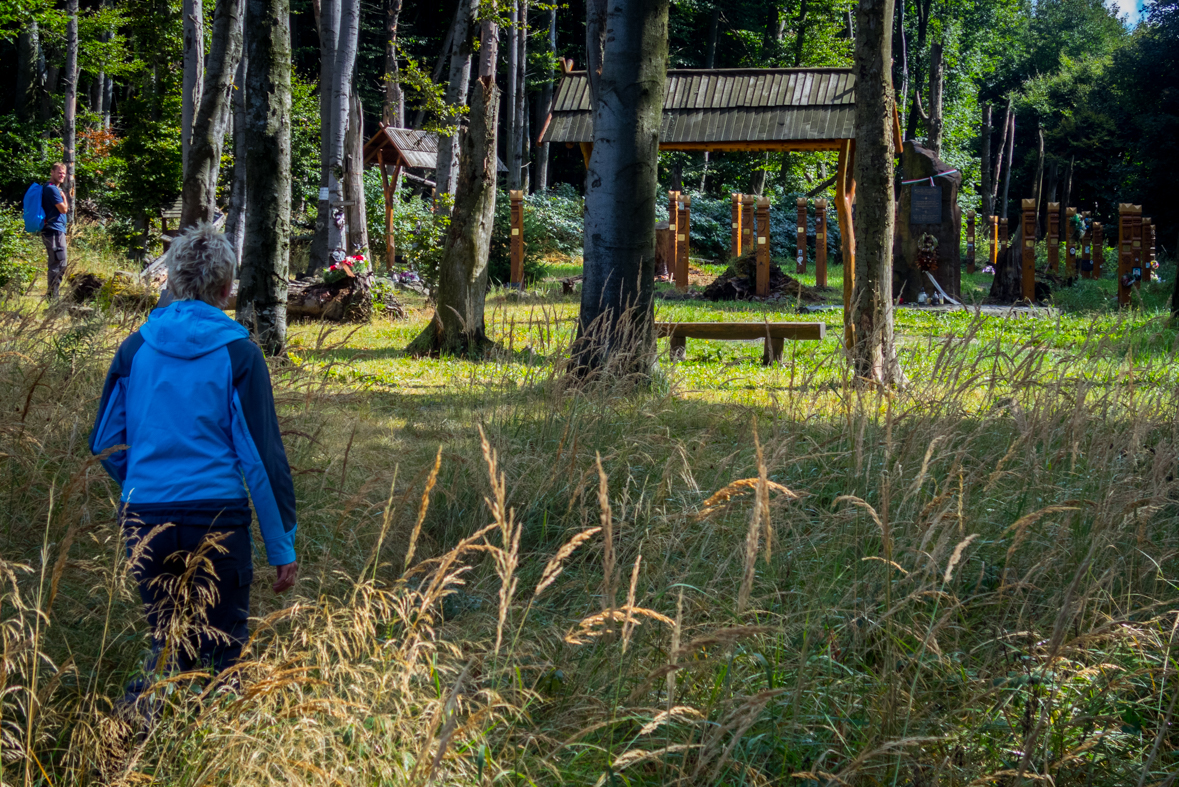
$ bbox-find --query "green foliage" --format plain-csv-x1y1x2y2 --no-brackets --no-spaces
401,57,467,136
488,190,548,286
0,204,40,290
289,73,323,212
0,115,55,200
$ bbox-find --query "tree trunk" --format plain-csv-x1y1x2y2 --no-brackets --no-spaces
433,0,475,210
586,0,607,103
64,0,78,225
103,72,114,128
533,5,556,192
344,90,368,254
515,1,528,191
16,25,41,123
309,0,339,274
506,1,520,190
792,0,808,67
990,97,1011,215
849,0,897,385
1062,154,1074,209
927,41,944,157
410,11,459,130
895,0,907,120
979,103,992,218
181,0,246,228
383,0,404,126
904,0,930,142
1000,110,1015,219
326,0,361,259
571,0,669,380
239,0,291,356
1033,125,1045,237
226,54,248,263
407,4,501,358
182,0,205,178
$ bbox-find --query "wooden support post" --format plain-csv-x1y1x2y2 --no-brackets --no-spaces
836,139,856,349
1065,207,1077,278
669,335,686,361
999,218,1009,260
1092,222,1103,280
509,189,524,288
731,193,742,258
762,336,785,366
741,195,756,258
1080,212,1092,279
815,199,829,287
989,215,998,269
1143,218,1154,282
966,210,976,274
1130,206,1143,291
756,197,771,297
1021,199,1037,301
667,191,679,272
1117,203,1139,306
676,194,691,291
579,142,593,168
655,222,672,280
1046,202,1060,274
795,197,808,273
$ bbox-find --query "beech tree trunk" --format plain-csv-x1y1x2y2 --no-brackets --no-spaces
239,0,291,355
990,97,1011,215
344,90,368,254
1000,109,1015,218
16,25,40,122
927,41,944,157
226,54,248,262
849,0,897,385
182,0,204,177
434,0,475,210
1033,125,1045,237
515,1,528,191
64,0,78,225
408,4,501,357
506,1,520,190
979,103,992,219
325,0,361,260
572,0,669,380
792,0,808,66
586,0,607,104
181,0,246,228
904,0,930,141
383,0,404,126
533,5,556,191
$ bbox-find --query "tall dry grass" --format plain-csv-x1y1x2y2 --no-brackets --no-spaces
0,292,1177,786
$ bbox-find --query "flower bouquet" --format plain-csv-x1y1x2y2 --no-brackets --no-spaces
324,253,369,285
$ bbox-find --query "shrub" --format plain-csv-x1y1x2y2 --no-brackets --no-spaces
0,204,41,291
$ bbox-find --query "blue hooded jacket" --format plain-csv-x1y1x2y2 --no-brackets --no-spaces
89,300,297,566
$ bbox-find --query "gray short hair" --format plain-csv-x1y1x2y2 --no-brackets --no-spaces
167,223,236,304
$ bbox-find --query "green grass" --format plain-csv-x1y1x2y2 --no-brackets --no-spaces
2,236,1179,785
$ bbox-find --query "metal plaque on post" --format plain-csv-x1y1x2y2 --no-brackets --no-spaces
910,186,943,224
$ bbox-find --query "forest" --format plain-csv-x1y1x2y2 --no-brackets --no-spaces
1,0,1179,784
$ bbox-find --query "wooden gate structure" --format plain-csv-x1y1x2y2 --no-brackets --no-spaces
539,62,900,347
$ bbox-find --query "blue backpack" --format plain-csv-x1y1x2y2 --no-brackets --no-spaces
23,183,45,233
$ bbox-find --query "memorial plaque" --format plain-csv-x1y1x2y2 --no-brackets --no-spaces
910,186,942,225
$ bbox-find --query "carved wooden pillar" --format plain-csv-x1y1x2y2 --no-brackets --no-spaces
741,195,756,260
676,194,691,292
510,189,524,288
1065,207,1077,278
1143,218,1154,283
795,197,807,273
966,210,975,274
756,197,771,297
667,191,679,273
731,193,742,258
1021,199,1037,301
999,217,1009,260
989,215,999,268
1080,212,1092,279
815,199,829,287
1046,202,1060,274
1092,222,1103,280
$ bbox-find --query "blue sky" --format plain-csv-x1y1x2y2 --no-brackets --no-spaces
1110,0,1142,25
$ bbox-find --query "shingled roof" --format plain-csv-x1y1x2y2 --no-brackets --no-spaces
363,127,439,169
540,68,856,150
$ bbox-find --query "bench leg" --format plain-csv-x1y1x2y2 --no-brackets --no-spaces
670,335,687,361
762,337,784,365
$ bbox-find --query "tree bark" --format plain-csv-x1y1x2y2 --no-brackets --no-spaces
904,0,930,141
990,97,1011,215
1000,109,1015,219
506,1,520,190
326,0,361,259
16,25,41,123
572,0,669,380
793,0,808,67
515,1,528,191
979,102,992,219
226,54,248,263
586,0,607,103
533,5,556,192
407,4,501,357
849,0,897,385
344,90,368,254
64,0,78,225
309,0,339,273
383,0,404,126
433,0,475,210
1033,125,1045,237
927,40,944,157
182,0,205,178
895,0,907,120
181,0,246,228
239,0,292,356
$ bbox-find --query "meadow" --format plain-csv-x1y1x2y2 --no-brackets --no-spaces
2,231,1178,786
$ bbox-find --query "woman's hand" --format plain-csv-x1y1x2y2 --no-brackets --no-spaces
273,561,298,593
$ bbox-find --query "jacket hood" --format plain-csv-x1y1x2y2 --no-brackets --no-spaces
139,299,249,359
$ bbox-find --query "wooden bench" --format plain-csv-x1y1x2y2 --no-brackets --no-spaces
655,321,826,365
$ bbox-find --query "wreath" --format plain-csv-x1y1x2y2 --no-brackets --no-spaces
915,233,939,272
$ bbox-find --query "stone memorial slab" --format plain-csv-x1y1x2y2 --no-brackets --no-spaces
910,186,943,225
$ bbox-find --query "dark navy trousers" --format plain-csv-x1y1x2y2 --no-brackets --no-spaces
123,523,254,677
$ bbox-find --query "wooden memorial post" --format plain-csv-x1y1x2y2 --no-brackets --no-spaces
510,190,524,288
1047,202,1060,274
989,215,999,268
1143,218,1153,282
731,193,743,258
377,149,395,270
676,194,691,291
756,197,771,297
1080,212,1092,279
966,210,976,274
742,195,756,261
1092,222,1103,279
1130,207,1143,291
1021,199,1036,301
815,199,829,287
1117,203,1141,306
668,191,680,273
1065,207,1077,278
795,197,807,273
999,218,1009,260
655,221,673,279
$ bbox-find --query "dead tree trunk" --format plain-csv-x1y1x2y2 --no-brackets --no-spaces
181,0,245,228
344,90,368,254
434,0,475,210
64,0,78,225
407,3,501,357
383,0,404,126
571,0,669,380
182,0,204,177
849,0,897,385
238,0,291,355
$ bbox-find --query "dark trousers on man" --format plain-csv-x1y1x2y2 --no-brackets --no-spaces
122,523,254,686
41,230,67,298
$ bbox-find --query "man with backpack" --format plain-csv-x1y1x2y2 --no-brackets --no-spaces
40,163,69,298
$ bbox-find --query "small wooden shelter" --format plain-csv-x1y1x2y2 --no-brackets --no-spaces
363,126,439,264
540,63,902,345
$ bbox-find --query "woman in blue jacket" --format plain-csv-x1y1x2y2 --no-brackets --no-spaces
90,223,298,684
